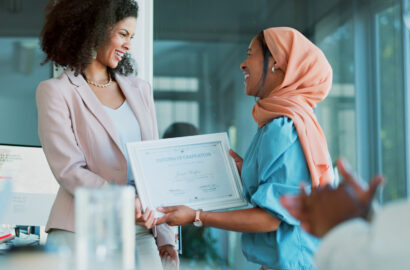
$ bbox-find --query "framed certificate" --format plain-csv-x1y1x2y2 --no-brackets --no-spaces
126,133,247,217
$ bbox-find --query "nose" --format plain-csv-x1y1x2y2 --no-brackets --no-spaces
240,60,246,71
122,40,131,51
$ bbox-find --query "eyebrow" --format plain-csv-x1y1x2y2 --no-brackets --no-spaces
120,29,130,35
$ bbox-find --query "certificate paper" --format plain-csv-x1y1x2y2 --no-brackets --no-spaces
126,133,247,216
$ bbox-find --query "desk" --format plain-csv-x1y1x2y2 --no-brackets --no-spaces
0,250,66,270
0,246,147,270
0,232,39,251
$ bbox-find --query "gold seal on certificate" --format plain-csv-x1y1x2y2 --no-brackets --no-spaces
126,133,247,217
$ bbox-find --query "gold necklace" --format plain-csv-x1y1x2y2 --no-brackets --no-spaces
86,73,112,88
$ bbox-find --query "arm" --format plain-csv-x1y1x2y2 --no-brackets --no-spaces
36,81,108,195
156,120,307,233
157,206,280,233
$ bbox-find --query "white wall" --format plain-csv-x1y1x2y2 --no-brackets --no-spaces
131,0,153,85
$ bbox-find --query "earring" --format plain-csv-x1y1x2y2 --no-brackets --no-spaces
271,66,275,72
91,49,97,60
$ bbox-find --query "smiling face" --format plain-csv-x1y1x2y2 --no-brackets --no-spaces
240,36,284,98
96,16,137,69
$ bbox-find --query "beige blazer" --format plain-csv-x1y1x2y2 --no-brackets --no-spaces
36,69,174,247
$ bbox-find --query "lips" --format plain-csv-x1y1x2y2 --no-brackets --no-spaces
114,50,125,61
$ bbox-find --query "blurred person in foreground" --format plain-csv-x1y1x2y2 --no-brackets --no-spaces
281,158,410,270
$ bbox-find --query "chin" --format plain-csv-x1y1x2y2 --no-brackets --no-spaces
245,88,255,97
108,61,119,69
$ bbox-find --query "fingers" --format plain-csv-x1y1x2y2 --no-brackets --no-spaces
161,256,176,270
280,195,302,215
229,149,242,161
145,208,156,228
159,248,167,257
229,149,240,159
135,197,142,218
136,207,157,229
157,206,178,213
337,158,356,184
229,149,243,162
338,158,385,204
159,246,179,270
365,175,384,201
142,207,151,220
156,214,169,225
281,196,307,222
337,158,363,192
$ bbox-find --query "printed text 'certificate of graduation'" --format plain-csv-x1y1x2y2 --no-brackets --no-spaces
126,133,247,216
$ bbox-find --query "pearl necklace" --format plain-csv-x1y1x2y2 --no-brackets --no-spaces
86,73,112,88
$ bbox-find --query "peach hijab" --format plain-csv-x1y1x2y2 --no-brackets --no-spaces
252,27,333,187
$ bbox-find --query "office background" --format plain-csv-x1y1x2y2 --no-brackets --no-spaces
0,0,409,268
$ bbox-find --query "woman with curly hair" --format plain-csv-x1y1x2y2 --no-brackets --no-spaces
37,0,178,268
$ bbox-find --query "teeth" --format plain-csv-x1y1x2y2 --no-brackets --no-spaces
115,51,124,58
244,74,249,80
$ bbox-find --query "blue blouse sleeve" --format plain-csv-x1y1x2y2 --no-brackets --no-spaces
249,117,311,226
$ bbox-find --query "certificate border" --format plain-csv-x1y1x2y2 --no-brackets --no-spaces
126,133,247,215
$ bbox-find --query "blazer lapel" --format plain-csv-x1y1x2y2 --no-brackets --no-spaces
115,74,152,140
65,70,123,151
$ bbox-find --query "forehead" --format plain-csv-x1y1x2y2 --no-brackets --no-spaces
113,16,137,31
248,36,261,51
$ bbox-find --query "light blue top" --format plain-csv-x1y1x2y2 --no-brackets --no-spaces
241,117,321,270
103,100,141,184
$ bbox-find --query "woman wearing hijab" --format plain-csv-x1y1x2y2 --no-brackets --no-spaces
157,27,333,269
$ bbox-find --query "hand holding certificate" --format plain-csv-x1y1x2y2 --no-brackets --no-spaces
126,133,247,217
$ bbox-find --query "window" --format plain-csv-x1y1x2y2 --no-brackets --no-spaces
376,4,406,201
0,0,52,146
155,100,199,137
0,38,51,146
316,21,357,170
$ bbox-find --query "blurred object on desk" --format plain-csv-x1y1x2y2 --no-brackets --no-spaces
75,185,136,270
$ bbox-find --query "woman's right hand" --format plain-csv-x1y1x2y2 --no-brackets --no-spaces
229,149,243,176
135,197,157,229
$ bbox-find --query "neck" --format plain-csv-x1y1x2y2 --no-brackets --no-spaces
83,60,110,82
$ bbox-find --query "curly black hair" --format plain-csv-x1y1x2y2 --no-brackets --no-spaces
40,0,138,76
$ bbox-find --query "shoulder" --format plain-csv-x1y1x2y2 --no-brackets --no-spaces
36,73,71,100
118,74,152,93
37,71,72,91
257,117,302,165
260,117,298,146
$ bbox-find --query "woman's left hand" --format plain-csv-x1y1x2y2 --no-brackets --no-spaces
158,244,179,270
229,149,243,176
135,197,157,229
156,205,196,226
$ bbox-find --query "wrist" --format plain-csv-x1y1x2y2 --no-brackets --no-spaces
193,209,203,227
